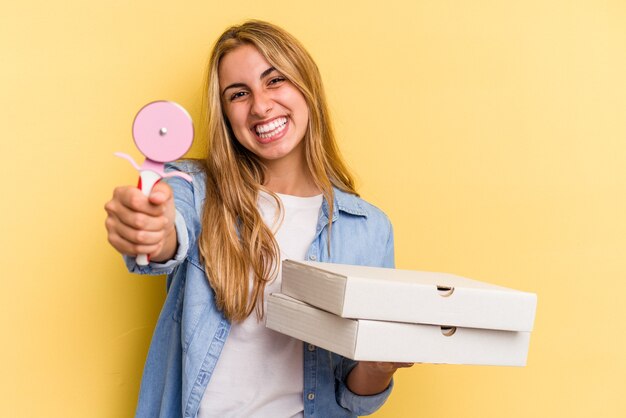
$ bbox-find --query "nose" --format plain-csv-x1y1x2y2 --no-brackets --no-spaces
250,91,273,117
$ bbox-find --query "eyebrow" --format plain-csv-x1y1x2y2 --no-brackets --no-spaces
221,67,277,97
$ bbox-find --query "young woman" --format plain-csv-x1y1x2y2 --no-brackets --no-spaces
105,20,411,418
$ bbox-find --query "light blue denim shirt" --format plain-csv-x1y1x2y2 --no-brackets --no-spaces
125,161,395,418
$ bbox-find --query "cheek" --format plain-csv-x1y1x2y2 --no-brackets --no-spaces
221,114,248,150
224,108,247,133
290,93,309,124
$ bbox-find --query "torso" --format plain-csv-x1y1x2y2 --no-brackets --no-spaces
197,191,323,418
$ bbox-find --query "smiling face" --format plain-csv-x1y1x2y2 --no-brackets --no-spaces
218,44,310,168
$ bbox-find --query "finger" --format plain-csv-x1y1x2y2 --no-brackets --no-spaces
395,362,414,368
106,198,170,232
107,214,166,246
384,362,413,369
105,224,163,257
148,181,173,206
364,361,413,372
357,361,396,374
114,186,166,216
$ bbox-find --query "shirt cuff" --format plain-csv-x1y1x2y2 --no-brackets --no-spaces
336,376,394,416
123,209,189,275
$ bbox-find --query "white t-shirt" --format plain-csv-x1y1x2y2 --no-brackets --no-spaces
198,191,323,418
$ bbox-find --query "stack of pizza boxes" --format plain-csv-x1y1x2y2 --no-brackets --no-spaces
266,260,537,366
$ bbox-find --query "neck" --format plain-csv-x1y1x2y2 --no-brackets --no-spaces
262,152,321,197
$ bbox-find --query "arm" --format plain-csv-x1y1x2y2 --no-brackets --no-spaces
346,361,413,395
105,161,200,273
333,355,394,416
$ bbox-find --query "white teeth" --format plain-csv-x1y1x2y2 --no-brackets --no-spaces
254,117,287,138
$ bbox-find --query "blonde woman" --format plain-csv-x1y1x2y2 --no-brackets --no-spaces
105,20,411,418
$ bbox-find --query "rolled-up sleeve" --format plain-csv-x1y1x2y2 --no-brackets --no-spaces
336,360,394,416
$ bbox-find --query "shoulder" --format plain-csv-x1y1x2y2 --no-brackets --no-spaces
333,188,392,229
164,159,207,194
329,188,395,267
165,159,205,179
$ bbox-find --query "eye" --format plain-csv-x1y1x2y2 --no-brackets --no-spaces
268,76,286,86
229,91,248,101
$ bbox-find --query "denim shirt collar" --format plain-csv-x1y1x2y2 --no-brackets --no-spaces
321,188,369,222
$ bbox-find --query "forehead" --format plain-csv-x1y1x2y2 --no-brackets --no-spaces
218,44,272,87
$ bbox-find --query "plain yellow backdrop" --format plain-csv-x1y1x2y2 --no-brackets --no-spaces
1,0,625,417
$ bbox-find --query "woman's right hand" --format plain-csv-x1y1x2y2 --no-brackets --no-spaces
104,181,177,263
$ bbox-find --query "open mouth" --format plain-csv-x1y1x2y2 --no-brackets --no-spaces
254,116,288,140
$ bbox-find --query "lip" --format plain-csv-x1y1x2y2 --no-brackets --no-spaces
251,116,289,144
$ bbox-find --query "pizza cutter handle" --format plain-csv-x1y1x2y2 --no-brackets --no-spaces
136,170,163,266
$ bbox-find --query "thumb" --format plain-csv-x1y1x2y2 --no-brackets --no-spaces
148,181,172,206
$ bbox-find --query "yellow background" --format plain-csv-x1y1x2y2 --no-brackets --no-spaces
1,1,625,417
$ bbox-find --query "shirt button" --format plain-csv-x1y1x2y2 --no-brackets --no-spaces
308,344,315,351
309,254,317,261
307,393,315,401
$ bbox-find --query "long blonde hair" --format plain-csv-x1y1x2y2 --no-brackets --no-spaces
199,20,357,322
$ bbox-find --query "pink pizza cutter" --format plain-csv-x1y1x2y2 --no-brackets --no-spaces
115,100,194,266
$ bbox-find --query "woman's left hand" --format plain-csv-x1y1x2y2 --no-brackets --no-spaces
346,361,414,395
